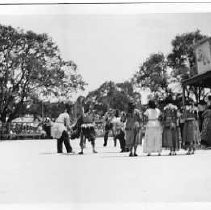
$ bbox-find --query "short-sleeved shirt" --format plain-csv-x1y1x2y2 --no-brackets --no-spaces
144,108,161,127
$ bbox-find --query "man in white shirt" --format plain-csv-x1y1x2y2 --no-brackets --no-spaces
52,104,73,153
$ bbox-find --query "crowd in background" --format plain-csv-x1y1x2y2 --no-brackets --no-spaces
50,94,211,156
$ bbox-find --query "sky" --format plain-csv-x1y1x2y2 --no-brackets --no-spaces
1,3,211,101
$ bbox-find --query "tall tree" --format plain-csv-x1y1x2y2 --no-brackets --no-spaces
133,52,169,99
86,81,141,112
0,24,86,123
167,30,208,102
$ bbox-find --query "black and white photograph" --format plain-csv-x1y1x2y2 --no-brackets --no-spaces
0,1,211,210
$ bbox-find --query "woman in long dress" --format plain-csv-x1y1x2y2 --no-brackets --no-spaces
143,100,162,156
162,97,180,155
201,105,211,147
183,102,200,155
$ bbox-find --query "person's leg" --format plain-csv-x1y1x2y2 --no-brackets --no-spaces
89,128,97,153
134,145,138,156
57,137,63,153
79,131,84,154
91,138,97,153
63,131,72,153
119,130,126,152
103,126,109,146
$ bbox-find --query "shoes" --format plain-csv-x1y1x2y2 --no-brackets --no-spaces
93,150,98,153
103,144,107,147
158,153,161,156
120,149,127,153
147,153,151,156
78,151,83,155
134,153,138,157
129,152,133,157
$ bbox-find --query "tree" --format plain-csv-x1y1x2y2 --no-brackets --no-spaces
132,52,169,99
0,24,86,123
167,30,208,102
86,81,141,113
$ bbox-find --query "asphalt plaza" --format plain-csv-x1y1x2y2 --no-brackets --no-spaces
0,137,211,205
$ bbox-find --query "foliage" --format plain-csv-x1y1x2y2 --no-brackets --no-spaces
132,52,170,99
0,24,86,123
167,30,207,79
85,81,141,113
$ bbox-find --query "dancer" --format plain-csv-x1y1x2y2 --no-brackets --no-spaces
162,96,179,155
51,104,73,153
143,100,162,156
79,104,97,155
183,101,200,155
125,101,142,157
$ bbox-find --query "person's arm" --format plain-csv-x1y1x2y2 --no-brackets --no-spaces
64,114,71,131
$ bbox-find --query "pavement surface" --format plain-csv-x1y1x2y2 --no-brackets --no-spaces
0,137,211,209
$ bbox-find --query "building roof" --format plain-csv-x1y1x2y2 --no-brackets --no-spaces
182,71,211,88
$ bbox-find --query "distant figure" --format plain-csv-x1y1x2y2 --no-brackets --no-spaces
103,109,115,147
201,103,211,147
51,104,73,153
143,100,162,156
162,96,179,155
112,110,127,153
183,102,200,155
43,117,52,139
198,100,207,132
78,104,97,155
125,101,142,157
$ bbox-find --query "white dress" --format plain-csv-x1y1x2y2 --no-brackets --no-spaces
143,108,162,153
51,113,70,139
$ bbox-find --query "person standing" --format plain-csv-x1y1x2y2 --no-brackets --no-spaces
143,100,162,156
201,104,211,148
183,102,200,155
78,104,97,155
51,104,73,153
103,109,115,147
198,100,207,132
162,96,179,155
112,110,127,153
125,102,142,157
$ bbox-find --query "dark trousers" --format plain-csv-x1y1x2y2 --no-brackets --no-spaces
114,130,126,151
57,130,72,153
104,123,114,146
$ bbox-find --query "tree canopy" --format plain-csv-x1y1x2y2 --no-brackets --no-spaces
132,52,170,100
0,24,86,123
167,30,208,102
85,81,141,113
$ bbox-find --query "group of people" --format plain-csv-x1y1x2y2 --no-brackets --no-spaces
51,95,211,157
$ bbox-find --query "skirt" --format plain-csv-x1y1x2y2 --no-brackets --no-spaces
183,120,200,145
125,128,142,148
162,126,180,150
143,126,162,153
81,124,96,141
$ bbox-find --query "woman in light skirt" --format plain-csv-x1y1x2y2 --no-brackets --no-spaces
143,100,162,156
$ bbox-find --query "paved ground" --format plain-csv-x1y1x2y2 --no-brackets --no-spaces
0,137,211,208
